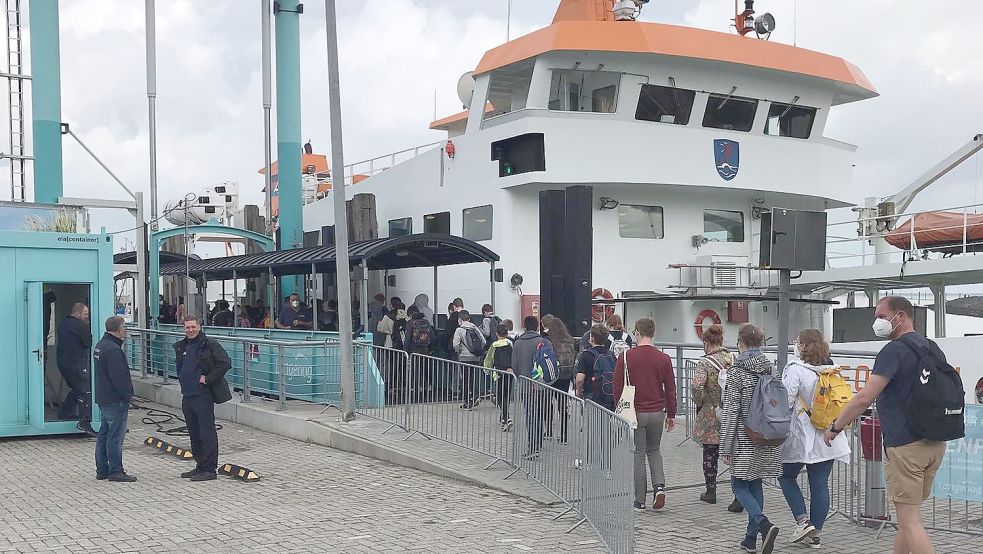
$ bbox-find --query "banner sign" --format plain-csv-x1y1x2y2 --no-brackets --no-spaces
931,405,983,502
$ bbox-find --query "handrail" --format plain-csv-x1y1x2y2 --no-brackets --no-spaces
128,327,329,348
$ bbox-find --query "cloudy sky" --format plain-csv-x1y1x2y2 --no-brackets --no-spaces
11,0,983,247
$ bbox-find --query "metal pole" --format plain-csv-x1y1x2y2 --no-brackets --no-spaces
261,0,274,233
776,269,791,374
145,0,159,229
360,262,369,336
269,267,276,328
324,0,356,421
202,273,208,323
433,266,438,327
63,128,136,199
232,270,238,330
241,341,252,402
489,261,496,311
134,192,149,370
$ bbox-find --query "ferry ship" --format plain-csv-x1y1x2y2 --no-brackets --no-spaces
293,0,983,397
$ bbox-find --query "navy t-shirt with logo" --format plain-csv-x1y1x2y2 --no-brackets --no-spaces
872,332,933,448
279,305,314,330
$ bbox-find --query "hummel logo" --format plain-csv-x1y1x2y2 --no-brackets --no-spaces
945,408,963,416
920,369,931,385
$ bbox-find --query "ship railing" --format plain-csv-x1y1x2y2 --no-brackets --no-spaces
825,201,983,268
341,141,443,187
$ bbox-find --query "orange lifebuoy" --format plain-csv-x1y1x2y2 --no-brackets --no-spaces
694,309,722,339
591,288,616,323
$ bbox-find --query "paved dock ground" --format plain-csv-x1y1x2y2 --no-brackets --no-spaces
3,397,981,553
0,401,601,554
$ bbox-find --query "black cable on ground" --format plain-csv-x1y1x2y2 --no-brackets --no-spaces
130,400,222,437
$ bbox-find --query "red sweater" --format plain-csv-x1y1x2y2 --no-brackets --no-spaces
613,344,677,417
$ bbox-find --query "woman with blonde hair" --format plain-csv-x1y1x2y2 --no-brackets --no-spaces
690,324,734,505
779,329,851,549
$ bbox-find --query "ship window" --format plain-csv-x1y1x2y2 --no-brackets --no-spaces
388,217,412,237
424,212,451,234
765,102,816,139
483,61,535,120
215,186,226,193
462,205,493,241
204,206,216,214
548,70,621,113
704,209,745,242
198,196,210,204
636,85,695,125
703,94,758,132
618,205,664,239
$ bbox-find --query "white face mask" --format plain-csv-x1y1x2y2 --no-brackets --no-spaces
291,301,300,309
872,313,899,338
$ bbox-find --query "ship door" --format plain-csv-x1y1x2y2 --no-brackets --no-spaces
26,282,94,433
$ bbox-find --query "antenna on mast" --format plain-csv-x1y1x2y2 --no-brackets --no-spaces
506,0,512,41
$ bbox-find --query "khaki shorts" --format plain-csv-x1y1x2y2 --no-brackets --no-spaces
885,439,947,505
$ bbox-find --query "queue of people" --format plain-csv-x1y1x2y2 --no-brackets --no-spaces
137,291,962,553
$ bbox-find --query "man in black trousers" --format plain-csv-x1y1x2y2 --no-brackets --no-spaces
57,302,96,436
173,315,232,482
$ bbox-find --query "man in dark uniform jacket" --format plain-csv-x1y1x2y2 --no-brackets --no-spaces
56,302,96,436
93,316,136,482
173,315,232,481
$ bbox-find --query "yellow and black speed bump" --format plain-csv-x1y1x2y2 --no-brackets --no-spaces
144,436,194,460
219,463,261,482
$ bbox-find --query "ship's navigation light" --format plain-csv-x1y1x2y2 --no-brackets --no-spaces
754,13,776,34
613,0,648,21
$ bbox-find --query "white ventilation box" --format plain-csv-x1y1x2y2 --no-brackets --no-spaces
696,256,749,289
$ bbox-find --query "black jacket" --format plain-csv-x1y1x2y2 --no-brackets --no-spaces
173,332,233,404
56,315,92,371
94,333,134,405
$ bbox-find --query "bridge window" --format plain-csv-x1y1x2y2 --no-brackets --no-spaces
484,60,535,120
388,217,412,237
703,94,758,132
636,85,695,125
765,102,816,139
704,209,745,242
424,212,450,234
462,205,493,241
618,204,664,239
548,70,621,113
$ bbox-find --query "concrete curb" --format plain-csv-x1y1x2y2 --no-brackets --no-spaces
131,376,555,506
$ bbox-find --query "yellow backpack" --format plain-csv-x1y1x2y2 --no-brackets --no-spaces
799,367,854,430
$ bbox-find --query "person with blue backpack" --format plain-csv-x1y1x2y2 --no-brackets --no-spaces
720,324,784,554
510,316,553,458
574,325,614,408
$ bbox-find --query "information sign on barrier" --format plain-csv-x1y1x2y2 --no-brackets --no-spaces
932,405,983,502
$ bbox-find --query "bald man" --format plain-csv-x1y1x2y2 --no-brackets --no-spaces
56,302,96,436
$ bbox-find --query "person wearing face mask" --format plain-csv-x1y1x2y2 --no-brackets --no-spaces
276,293,314,330
823,296,949,554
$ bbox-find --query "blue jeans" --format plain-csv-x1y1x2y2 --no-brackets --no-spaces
95,402,128,476
732,478,766,538
778,460,834,531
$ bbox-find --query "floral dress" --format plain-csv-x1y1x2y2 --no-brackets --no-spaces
690,347,733,445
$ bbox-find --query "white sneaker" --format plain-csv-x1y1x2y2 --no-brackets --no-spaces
574,458,583,470
789,521,817,544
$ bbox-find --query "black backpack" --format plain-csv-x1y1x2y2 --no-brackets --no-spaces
899,335,965,442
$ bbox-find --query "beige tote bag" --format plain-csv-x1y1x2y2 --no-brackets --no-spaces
615,352,638,428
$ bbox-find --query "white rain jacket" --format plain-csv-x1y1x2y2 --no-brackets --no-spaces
781,359,852,465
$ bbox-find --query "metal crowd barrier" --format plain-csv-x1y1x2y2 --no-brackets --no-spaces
346,349,636,554
125,328,380,410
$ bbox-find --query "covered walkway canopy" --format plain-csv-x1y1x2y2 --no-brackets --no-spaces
159,233,499,279
159,234,501,328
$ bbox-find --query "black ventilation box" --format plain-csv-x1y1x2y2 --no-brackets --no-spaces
759,208,827,271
